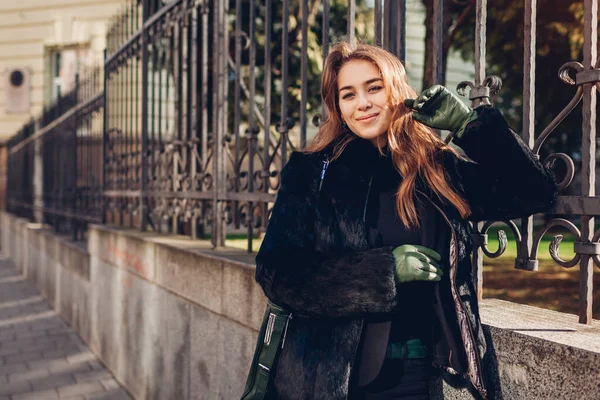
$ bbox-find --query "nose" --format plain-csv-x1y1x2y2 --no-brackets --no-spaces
357,94,372,111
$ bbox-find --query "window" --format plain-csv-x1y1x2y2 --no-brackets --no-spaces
45,47,94,105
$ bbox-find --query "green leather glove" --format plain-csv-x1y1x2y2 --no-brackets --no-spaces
404,85,478,139
392,244,443,283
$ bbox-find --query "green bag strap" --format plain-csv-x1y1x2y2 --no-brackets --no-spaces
241,300,292,400
242,153,329,399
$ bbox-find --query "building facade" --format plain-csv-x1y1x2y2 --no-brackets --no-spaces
0,0,126,143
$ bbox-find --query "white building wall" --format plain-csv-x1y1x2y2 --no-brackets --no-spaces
0,0,126,142
405,0,475,98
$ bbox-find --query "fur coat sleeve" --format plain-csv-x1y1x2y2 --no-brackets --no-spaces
447,105,558,222
255,152,398,319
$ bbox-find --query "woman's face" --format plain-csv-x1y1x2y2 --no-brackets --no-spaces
337,59,393,146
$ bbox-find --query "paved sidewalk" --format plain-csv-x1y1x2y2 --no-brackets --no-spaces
0,254,132,400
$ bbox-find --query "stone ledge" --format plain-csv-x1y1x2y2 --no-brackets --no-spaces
480,298,600,353
88,224,265,330
473,298,600,400
88,224,157,280
88,223,256,266
26,224,90,281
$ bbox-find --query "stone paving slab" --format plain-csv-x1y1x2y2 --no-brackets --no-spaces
0,254,133,400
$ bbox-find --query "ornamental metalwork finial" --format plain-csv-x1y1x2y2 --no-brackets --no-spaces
457,75,502,108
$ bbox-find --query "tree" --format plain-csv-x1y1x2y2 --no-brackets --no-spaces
423,0,599,162
421,0,473,89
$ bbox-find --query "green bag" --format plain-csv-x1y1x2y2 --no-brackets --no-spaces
240,300,293,400
242,154,328,399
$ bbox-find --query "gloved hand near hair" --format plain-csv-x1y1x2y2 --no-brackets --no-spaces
404,85,478,139
392,244,443,283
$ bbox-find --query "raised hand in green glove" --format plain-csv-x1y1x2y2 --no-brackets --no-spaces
392,244,443,283
403,85,478,139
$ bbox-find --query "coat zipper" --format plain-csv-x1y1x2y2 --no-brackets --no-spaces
416,189,487,399
362,176,373,224
318,157,330,193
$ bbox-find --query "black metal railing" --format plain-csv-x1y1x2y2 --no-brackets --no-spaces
7,68,104,240
6,120,36,221
5,0,599,323
100,0,407,245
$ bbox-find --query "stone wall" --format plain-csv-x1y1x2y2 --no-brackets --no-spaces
1,211,599,400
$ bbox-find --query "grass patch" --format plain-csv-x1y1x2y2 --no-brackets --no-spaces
225,234,263,253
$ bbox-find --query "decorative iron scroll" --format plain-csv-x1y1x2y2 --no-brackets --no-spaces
461,0,599,323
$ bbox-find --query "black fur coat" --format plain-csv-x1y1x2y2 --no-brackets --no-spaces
254,106,558,399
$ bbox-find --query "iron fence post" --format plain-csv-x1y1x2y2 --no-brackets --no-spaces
33,117,43,224
72,73,79,241
383,0,405,64
471,0,487,300
212,0,227,248
514,0,537,279
140,0,150,231
579,0,598,324
102,49,108,225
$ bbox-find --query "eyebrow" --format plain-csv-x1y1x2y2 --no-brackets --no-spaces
338,78,383,93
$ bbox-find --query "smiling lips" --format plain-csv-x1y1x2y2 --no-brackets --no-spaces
356,113,379,122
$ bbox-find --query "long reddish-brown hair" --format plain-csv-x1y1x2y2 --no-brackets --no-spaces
304,40,471,227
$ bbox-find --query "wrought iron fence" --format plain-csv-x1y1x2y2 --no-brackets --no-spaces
5,0,599,323
466,0,600,324
7,68,104,240
6,120,36,222
100,0,408,246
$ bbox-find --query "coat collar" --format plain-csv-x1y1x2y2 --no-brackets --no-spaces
330,136,391,179
336,136,383,162
326,135,449,204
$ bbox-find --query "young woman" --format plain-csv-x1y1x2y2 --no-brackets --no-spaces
253,41,557,399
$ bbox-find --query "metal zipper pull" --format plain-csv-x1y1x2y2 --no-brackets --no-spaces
362,176,373,224
281,313,293,349
318,158,330,192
